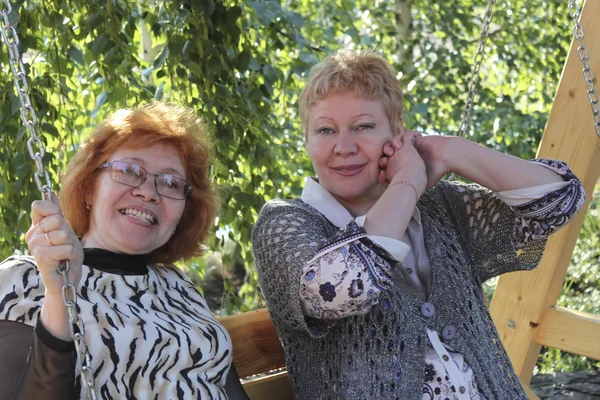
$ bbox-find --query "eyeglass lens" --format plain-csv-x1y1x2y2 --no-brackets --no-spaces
109,161,188,199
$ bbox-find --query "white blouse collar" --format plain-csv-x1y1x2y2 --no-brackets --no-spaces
301,177,422,228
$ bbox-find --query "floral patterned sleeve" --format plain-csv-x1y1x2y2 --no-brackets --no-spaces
300,222,398,320
512,158,586,248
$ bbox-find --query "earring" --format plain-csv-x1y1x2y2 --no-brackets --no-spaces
85,201,91,210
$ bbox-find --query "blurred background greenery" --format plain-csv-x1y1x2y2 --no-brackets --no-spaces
0,0,597,375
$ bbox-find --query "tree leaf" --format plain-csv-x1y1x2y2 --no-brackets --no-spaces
87,13,103,31
91,92,108,117
248,1,281,25
262,64,278,83
299,51,319,66
89,35,109,57
68,46,85,66
154,82,165,100
153,45,169,69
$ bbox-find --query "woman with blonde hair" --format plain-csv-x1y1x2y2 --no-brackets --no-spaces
0,102,249,399
252,49,585,399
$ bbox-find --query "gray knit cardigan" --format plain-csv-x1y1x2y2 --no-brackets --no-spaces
252,180,574,400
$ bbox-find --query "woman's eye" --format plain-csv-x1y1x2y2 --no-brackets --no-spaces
317,127,334,135
123,167,139,176
159,176,181,189
356,124,375,131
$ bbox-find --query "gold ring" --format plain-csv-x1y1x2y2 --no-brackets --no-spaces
45,232,54,246
38,219,47,234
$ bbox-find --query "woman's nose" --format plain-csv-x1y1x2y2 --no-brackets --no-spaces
131,176,161,203
334,132,358,156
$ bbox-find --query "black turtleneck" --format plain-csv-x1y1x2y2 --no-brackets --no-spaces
82,248,151,275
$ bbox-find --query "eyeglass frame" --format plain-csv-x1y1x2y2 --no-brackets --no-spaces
97,160,194,200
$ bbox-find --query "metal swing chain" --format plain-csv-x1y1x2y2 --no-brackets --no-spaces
0,1,96,398
458,0,497,138
568,0,600,137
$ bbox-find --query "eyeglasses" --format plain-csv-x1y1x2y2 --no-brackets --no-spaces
98,161,193,200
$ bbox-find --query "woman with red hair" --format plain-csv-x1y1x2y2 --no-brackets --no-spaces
0,102,248,400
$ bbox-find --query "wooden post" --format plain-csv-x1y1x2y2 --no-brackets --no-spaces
489,0,600,384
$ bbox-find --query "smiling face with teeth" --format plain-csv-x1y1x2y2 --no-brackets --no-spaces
306,91,402,214
80,143,187,255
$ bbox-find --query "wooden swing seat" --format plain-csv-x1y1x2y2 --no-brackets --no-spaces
219,309,294,400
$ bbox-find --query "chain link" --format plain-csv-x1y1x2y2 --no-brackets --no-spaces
0,1,96,398
568,0,600,137
458,0,497,138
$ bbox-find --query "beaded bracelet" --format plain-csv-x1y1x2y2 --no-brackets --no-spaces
387,180,419,201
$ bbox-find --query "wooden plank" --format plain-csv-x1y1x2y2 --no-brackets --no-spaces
489,0,600,384
218,308,286,378
536,306,600,360
243,371,294,400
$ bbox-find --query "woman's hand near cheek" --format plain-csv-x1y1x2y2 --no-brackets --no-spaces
25,191,83,340
385,130,427,196
413,134,453,189
365,131,427,240
378,142,397,185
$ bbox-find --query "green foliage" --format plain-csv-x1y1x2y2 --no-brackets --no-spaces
0,0,596,374
537,346,600,374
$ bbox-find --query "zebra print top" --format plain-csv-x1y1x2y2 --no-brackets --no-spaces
0,250,233,399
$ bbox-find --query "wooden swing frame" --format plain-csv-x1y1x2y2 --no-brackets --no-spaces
489,0,600,398
220,2,600,399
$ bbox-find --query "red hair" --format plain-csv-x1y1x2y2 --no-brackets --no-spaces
60,102,217,264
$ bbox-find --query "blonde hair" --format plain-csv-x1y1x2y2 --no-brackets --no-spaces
298,49,404,136
60,102,217,264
